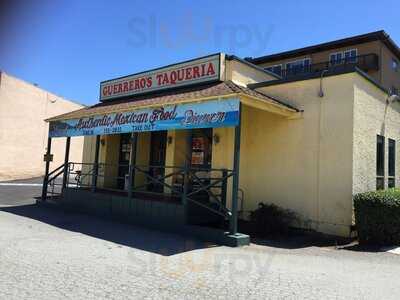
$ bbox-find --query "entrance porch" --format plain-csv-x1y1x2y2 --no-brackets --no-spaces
42,81,299,246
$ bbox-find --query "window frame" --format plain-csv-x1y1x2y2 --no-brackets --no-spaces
329,52,343,66
376,135,385,190
265,64,283,76
388,138,396,188
344,49,358,63
285,58,312,75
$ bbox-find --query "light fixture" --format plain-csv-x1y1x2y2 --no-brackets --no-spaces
213,134,220,144
167,136,173,145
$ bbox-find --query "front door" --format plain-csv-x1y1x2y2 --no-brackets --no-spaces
149,131,167,192
190,128,213,199
117,133,131,190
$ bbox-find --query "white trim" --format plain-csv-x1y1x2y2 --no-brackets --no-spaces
344,48,358,63
0,183,42,187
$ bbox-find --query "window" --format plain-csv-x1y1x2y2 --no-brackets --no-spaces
265,64,282,76
376,135,385,190
344,49,357,63
330,52,343,65
392,59,399,72
286,58,311,75
389,139,396,188
391,86,399,96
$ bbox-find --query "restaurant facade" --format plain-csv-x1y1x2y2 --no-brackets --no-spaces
42,53,400,245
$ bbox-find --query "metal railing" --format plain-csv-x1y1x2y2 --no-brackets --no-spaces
43,163,66,198
65,162,234,220
277,53,379,78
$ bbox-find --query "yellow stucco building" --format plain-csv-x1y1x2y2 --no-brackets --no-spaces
43,53,400,245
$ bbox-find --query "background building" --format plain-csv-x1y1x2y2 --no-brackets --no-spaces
247,30,400,94
0,71,84,181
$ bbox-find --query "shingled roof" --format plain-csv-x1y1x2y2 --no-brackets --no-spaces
46,81,298,122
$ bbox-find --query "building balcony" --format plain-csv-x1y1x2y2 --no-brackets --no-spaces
278,53,379,79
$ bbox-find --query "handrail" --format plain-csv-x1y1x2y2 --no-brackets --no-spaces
274,53,379,78
48,164,65,177
65,162,234,220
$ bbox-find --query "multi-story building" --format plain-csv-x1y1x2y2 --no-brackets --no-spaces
247,30,400,94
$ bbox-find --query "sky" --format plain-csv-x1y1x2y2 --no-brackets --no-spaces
1,0,400,106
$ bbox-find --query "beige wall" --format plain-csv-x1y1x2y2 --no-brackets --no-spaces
352,76,400,194
250,74,356,236
225,59,277,86
0,72,84,181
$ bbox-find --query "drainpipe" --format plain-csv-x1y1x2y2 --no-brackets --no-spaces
316,69,328,230
319,69,329,98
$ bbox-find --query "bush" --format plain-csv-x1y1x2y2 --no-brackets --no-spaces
354,189,400,245
249,203,297,236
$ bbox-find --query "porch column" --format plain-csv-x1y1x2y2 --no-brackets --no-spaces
229,103,242,235
128,132,138,198
41,137,52,201
62,136,71,191
91,135,100,192
182,130,192,223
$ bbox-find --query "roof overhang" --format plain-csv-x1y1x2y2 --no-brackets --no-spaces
46,81,299,138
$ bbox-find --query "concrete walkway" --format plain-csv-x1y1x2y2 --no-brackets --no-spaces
1,182,400,299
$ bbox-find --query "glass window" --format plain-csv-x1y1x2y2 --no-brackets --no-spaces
265,65,282,76
389,139,395,188
392,59,399,72
344,49,357,63
330,52,343,65
377,135,385,190
286,59,310,75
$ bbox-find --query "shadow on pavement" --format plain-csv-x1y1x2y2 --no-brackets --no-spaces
250,230,356,250
0,204,217,256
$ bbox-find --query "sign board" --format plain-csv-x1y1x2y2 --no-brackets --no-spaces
100,54,222,101
49,98,239,138
43,154,53,162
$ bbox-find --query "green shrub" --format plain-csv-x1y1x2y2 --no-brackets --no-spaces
354,189,400,245
249,203,297,236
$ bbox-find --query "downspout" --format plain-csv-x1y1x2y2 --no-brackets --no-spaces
316,70,328,230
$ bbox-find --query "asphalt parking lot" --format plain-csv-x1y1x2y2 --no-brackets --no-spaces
1,179,400,299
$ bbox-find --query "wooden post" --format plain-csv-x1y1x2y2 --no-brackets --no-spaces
182,130,192,223
41,137,52,201
62,137,71,191
128,132,138,198
221,169,228,208
91,135,100,192
230,103,242,235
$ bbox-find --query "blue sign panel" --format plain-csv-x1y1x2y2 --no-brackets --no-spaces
49,98,240,138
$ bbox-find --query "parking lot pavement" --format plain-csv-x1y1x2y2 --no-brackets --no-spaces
0,177,42,206
1,184,400,299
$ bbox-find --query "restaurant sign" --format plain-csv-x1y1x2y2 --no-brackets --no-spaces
100,54,222,101
49,98,239,138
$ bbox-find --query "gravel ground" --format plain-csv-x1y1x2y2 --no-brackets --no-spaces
1,182,400,299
